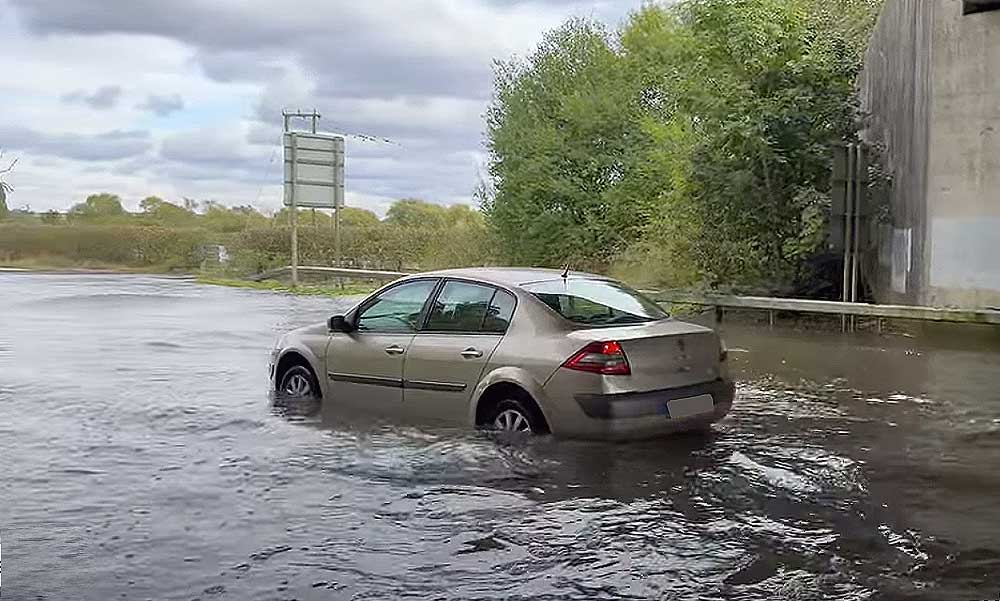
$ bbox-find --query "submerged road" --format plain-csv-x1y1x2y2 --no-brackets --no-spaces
1,273,999,600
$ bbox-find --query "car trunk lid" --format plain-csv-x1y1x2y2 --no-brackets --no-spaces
565,320,721,393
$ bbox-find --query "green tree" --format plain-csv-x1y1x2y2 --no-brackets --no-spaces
139,196,197,227
384,199,449,230
40,210,62,224
484,18,644,269
620,0,876,288
420,204,495,268
272,207,327,227
485,1,879,290
444,204,484,228
68,193,126,222
339,206,380,228
273,206,380,229
202,202,267,232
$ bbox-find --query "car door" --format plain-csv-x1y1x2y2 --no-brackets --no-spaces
401,280,517,423
325,278,439,414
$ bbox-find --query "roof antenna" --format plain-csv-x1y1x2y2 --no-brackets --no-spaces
561,263,571,279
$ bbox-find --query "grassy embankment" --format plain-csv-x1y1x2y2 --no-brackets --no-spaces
0,222,451,297
194,276,378,297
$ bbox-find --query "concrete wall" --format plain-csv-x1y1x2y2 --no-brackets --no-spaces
861,0,1000,310
925,2,1000,309
860,0,934,305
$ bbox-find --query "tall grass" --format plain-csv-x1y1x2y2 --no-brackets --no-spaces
0,224,209,270
0,222,500,275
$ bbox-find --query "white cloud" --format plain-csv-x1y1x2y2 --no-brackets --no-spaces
140,94,185,116
62,85,124,110
0,0,636,215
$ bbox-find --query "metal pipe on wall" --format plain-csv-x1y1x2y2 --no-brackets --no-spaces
841,143,856,332
851,143,863,306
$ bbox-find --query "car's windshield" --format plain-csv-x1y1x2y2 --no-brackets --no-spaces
523,279,668,326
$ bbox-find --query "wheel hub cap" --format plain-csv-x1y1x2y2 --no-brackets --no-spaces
494,409,530,433
284,373,312,397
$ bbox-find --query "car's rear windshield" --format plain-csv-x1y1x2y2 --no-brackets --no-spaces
522,278,669,326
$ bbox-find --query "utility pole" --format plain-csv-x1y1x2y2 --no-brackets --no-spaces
334,178,342,270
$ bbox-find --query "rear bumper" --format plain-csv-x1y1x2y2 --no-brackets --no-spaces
575,378,734,419
556,378,735,440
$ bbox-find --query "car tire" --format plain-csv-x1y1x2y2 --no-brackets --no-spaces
488,398,544,434
278,364,320,399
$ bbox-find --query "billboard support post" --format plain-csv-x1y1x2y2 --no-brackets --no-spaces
281,109,344,287
289,132,299,287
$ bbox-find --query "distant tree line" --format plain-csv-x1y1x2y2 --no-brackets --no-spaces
0,194,495,274
2,192,484,233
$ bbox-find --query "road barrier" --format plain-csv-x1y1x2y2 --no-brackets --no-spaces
649,291,1000,326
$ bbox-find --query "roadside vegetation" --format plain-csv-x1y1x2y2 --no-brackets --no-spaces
485,0,880,295
0,194,496,277
194,276,378,297
0,0,881,297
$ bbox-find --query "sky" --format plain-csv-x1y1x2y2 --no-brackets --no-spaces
0,0,637,216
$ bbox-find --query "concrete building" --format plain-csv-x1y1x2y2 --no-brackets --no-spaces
860,0,1000,309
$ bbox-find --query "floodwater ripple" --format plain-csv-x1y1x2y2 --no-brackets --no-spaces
1,273,999,600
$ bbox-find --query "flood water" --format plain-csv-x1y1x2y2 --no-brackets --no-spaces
2,273,999,601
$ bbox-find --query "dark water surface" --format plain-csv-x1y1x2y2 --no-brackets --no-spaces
2,273,999,600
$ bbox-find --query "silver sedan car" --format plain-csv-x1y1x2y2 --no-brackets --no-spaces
270,268,734,440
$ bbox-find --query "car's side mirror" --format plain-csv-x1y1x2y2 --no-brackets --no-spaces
328,314,354,333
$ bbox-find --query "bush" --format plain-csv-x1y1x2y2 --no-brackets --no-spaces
0,224,210,270
223,222,499,276
0,204,501,276
485,0,880,292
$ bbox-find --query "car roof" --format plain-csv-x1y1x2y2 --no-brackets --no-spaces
414,267,609,289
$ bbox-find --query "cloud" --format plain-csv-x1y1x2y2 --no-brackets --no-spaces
10,0,565,99
193,49,287,84
161,126,266,166
0,125,152,161
139,93,185,117
61,85,123,110
2,0,636,214
157,125,277,187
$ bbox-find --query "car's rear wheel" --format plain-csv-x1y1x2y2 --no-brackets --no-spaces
279,364,319,399
489,398,542,434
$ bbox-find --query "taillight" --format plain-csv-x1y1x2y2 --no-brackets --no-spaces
562,341,631,375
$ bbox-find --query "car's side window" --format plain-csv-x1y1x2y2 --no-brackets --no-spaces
424,281,495,332
356,280,437,333
483,289,516,333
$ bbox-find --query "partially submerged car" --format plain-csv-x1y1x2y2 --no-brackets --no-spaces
270,268,734,440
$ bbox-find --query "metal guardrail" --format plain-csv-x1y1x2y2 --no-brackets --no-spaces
253,266,1000,325
650,291,1000,325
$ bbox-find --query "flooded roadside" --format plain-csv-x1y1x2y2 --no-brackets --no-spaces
1,273,998,600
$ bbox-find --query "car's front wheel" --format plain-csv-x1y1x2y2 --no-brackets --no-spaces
489,398,543,434
279,364,319,399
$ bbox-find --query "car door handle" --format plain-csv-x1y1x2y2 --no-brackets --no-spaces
460,348,484,359
384,345,406,356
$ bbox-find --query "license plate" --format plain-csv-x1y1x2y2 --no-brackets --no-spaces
666,394,714,419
